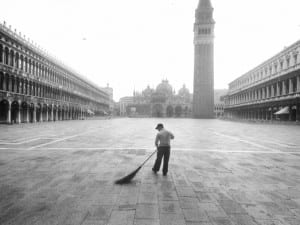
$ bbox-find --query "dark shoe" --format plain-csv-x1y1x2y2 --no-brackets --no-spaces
152,168,157,174
163,173,167,176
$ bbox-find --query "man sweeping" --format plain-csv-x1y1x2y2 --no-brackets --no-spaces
152,123,174,176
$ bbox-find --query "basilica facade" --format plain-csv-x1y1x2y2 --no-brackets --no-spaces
126,80,192,118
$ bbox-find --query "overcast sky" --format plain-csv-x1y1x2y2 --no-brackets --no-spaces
1,0,300,101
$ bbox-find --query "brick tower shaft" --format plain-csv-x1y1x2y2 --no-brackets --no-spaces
193,0,215,118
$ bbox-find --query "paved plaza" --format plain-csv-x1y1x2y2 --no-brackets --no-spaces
0,118,300,225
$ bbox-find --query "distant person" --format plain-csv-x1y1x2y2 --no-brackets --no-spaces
152,123,174,176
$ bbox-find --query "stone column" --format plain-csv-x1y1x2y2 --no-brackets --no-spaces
270,108,273,121
277,82,280,96
50,106,54,121
282,81,286,95
7,101,11,124
16,106,21,124
297,76,300,92
45,106,49,122
33,106,36,123
296,104,300,122
289,79,293,94
26,107,30,123
40,108,43,122
55,109,58,121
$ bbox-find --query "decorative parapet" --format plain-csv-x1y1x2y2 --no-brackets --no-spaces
0,21,107,100
228,40,300,95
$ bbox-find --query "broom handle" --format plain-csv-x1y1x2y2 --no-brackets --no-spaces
140,149,157,167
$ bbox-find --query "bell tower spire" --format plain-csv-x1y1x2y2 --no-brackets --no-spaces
193,0,215,118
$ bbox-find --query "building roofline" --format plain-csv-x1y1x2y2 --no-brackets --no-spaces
229,39,300,86
0,21,107,96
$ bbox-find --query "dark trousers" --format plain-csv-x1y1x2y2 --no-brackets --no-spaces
153,146,170,174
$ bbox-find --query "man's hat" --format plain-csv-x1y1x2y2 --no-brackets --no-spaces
155,123,164,129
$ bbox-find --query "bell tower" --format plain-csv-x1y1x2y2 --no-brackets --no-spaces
193,0,215,118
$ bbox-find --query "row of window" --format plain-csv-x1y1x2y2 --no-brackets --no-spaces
0,73,103,108
230,47,299,91
227,76,300,106
198,28,211,35
0,33,107,103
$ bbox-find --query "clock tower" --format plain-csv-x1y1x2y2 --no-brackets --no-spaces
193,0,215,118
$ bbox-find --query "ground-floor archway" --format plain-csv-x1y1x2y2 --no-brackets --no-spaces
152,104,163,117
36,104,42,122
11,101,19,124
21,102,29,123
29,103,35,123
166,105,174,117
175,105,182,117
0,99,9,123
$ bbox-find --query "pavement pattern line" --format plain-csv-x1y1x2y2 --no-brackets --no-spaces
0,137,56,145
210,130,279,152
27,128,102,150
244,136,300,149
1,147,300,154
0,135,58,144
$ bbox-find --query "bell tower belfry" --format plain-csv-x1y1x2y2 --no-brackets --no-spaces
193,0,215,118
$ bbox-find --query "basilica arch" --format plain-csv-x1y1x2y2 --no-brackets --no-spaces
152,104,164,117
166,105,174,117
175,105,183,117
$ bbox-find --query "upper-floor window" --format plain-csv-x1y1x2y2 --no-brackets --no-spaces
264,68,267,77
293,53,298,65
0,44,3,63
274,63,277,73
279,60,283,70
286,57,290,68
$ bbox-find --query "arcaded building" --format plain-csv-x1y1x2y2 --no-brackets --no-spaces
224,40,300,122
193,0,215,118
0,22,109,124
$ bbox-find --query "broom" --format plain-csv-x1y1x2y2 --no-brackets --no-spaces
115,149,157,185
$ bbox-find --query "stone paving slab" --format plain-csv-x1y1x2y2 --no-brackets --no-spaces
0,119,300,225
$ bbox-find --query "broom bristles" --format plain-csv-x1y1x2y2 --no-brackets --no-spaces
115,166,142,184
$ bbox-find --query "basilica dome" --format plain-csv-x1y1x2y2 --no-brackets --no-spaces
142,85,154,98
178,84,190,98
156,79,173,96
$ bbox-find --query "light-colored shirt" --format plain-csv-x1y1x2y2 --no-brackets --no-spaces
155,128,174,147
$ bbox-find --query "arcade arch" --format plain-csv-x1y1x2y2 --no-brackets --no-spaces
166,105,174,117
152,104,163,117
